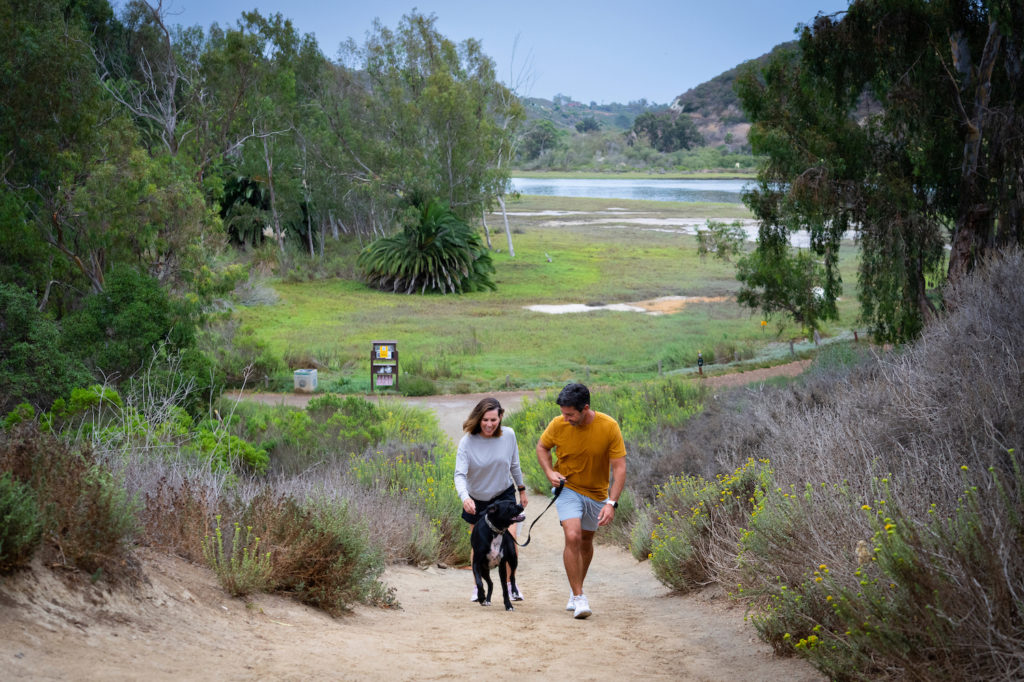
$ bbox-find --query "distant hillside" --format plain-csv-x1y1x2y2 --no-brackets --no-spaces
518,43,796,151
670,41,797,149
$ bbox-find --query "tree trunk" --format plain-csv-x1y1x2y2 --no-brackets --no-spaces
497,195,515,258
481,209,492,249
262,137,284,253
948,19,1002,287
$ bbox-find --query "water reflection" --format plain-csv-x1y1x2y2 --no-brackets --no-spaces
509,177,751,203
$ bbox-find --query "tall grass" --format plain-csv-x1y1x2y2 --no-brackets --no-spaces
632,249,1024,679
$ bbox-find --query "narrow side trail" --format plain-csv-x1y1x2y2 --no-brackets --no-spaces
1,503,822,681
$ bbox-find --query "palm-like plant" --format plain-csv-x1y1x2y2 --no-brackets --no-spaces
357,199,496,294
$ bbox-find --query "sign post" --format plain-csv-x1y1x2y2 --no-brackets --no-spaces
697,350,704,376
370,340,398,392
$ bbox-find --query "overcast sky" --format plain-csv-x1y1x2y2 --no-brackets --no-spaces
140,0,851,105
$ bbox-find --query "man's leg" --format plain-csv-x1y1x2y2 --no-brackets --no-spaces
562,523,598,592
578,529,596,588
561,517,586,595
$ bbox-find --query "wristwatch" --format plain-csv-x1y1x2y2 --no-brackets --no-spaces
604,498,618,509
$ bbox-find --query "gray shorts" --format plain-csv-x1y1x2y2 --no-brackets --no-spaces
555,486,604,532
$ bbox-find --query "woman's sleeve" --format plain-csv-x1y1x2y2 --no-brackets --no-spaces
507,429,524,488
454,436,470,501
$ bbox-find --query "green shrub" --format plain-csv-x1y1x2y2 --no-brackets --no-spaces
0,283,92,415
56,384,125,416
696,220,747,262
228,397,387,474
198,318,282,387
202,515,274,597
3,402,36,429
644,458,768,592
61,265,199,378
629,503,656,561
0,472,43,572
357,198,496,294
190,427,269,475
398,374,436,396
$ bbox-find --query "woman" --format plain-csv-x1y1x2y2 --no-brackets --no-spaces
454,396,529,601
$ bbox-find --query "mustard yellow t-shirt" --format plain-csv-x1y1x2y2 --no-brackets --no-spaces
539,411,626,501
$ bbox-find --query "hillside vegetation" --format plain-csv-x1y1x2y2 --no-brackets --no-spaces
514,43,791,170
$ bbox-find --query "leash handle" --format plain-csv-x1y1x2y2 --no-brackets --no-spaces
515,478,565,548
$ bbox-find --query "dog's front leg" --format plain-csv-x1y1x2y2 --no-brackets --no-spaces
473,558,492,606
506,538,519,606
498,558,513,611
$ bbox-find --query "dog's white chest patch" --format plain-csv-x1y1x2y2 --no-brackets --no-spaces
487,534,504,566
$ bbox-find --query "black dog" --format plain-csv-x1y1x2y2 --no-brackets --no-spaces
471,499,525,611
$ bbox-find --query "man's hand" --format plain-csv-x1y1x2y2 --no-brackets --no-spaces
597,503,615,526
547,474,566,488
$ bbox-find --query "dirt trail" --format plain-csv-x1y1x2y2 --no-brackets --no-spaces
1,505,821,681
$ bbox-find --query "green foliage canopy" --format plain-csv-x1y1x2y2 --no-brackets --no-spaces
736,0,1024,342
519,120,562,161
60,266,200,379
333,12,522,223
631,110,703,153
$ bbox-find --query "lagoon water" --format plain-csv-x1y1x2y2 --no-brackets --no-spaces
509,177,751,203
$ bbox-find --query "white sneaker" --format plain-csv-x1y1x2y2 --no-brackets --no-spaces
471,586,478,602
508,583,524,601
573,594,592,619
566,593,577,611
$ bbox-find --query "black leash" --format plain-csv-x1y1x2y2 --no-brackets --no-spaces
514,479,564,547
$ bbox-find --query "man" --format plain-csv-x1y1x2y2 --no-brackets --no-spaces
536,383,626,619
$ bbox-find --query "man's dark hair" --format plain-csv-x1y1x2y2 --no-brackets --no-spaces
556,383,590,411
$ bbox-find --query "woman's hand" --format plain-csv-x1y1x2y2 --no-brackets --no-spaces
519,490,529,509
462,498,476,514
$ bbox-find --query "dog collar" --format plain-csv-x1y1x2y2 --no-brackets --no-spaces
484,514,504,535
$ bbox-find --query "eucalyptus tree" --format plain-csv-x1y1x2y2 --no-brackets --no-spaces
330,12,519,231
487,38,528,257
736,0,1024,343
0,0,102,300
188,11,328,253
94,0,198,156
1,0,214,306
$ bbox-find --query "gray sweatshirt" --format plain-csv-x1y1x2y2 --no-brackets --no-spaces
454,427,523,502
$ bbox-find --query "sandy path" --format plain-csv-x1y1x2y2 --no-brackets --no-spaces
1,503,821,681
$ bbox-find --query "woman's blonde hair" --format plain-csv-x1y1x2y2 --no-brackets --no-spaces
462,397,504,436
